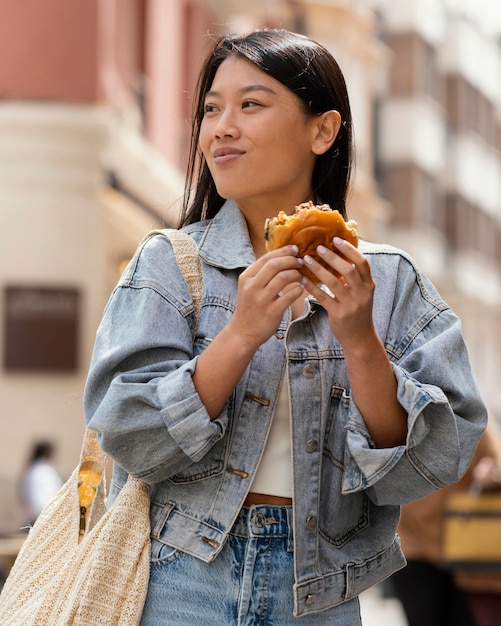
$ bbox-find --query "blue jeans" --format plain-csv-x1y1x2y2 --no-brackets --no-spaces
140,505,361,625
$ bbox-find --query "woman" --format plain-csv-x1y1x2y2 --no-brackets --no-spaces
84,29,487,624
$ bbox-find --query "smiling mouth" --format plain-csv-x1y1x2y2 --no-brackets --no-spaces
213,150,244,165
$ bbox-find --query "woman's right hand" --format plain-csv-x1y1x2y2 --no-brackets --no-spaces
192,245,303,418
228,245,304,351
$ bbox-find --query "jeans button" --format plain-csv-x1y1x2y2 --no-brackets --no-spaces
254,513,266,528
306,515,317,529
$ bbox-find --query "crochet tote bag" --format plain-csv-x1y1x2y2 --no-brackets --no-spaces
0,229,202,626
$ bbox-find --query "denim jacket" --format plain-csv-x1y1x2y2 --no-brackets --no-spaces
84,200,487,617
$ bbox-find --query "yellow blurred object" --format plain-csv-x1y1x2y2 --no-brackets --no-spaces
443,490,501,570
77,461,104,536
78,463,102,509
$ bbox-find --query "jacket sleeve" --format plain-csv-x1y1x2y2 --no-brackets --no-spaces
341,253,487,505
84,234,227,484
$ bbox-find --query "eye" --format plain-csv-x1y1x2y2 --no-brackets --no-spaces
242,100,261,109
204,103,219,114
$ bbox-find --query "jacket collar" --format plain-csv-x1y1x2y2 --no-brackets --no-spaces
197,200,257,269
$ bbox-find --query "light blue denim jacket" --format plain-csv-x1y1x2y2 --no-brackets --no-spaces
84,200,487,617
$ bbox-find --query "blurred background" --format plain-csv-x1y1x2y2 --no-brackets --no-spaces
0,0,500,562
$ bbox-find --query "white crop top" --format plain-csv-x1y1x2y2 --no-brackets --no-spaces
249,372,293,498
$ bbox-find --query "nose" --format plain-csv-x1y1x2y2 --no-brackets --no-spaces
213,108,240,139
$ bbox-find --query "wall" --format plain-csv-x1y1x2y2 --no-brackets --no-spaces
0,103,110,531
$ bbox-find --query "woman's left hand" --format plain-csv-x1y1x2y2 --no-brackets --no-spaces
301,237,376,350
302,237,408,448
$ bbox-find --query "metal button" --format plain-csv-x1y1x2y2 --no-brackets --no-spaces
302,364,316,379
254,513,266,528
306,515,317,529
305,439,318,453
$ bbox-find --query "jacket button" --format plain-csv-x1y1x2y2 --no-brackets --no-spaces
305,439,318,453
305,593,317,605
306,515,317,529
302,364,316,378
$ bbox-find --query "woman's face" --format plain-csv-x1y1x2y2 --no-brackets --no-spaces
199,56,320,214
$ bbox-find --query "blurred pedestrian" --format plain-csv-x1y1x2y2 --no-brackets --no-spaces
20,441,63,527
390,418,501,626
457,452,501,626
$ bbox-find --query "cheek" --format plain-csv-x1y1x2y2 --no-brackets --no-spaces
272,115,312,152
271,128,313,169
198,122,211,157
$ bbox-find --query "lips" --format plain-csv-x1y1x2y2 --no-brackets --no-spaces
213,147,244,165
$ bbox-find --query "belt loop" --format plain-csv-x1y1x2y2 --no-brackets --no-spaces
286,506,294,552
151,500,175,538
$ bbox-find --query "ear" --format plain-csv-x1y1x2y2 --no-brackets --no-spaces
311,110,342,155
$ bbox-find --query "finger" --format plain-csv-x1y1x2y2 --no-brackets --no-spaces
316,245,360,287
277,282,305,304
302,254,344,293
332,238,371,281
244,245,299,278
300,275,337,303
254,255,304,291
267,268,304,298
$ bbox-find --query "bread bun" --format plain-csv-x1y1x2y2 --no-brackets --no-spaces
264,201,358,283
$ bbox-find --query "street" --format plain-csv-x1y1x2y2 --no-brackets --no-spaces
360,584,408,625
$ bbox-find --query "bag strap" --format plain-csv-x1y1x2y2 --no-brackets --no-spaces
163,229,203,335
79,229,203,512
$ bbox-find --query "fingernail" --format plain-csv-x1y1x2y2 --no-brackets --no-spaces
317,245,328,255
333,237,344,247
304,255,314,265
291,245,299,255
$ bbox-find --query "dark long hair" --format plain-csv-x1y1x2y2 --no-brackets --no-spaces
180,28,353,226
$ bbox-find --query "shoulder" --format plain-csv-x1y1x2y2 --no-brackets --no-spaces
118,231,179,289
359,239,421,283
120,224,205,283
112,226,207,313
360,239,448,310
359,239,422,287
359,239,416,264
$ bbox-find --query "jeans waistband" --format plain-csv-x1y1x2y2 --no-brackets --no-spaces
230,505,293,541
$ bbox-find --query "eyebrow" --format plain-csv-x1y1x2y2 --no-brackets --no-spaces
205,84,277,99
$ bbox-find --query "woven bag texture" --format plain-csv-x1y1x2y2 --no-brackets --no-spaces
0,229,202,625
0,466,151,625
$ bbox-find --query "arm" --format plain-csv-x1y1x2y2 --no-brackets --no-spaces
324,245,488,504
193,246,304,417
302,238,407,448
85,237,304,480
84,235,224,482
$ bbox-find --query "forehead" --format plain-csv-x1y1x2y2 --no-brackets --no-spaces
208,56,283,94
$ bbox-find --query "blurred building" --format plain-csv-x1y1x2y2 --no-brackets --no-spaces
0,0,208,532
0,0,499,532
374,0,501,416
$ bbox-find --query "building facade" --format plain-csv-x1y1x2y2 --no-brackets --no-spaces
375,0,501,416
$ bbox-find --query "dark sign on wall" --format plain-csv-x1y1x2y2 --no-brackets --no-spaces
4,286,80,372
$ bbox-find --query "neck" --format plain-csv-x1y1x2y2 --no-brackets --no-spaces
238,193,313,257
247,221,268,258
